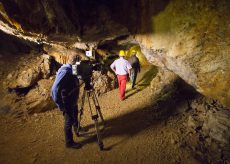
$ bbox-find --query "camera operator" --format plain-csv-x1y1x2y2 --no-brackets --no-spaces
51,54,82,149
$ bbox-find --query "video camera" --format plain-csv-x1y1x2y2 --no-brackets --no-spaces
72,51,103,90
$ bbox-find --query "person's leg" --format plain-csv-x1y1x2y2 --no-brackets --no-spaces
132,69,138,88
117,75,122,97
72,105,88,135
119,75,127,100
64,107,74,145
64,106,82,148
72,105,78,133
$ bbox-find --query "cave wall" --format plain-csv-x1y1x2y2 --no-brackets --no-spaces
0,0,230,108
133,0,230,108
1,0,80,34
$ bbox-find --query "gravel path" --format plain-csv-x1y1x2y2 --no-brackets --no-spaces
0,66,199,164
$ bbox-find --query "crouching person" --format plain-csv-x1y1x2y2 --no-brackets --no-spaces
51,54,81,149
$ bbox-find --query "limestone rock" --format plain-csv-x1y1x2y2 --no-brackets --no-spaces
24,79,55,113
187,116,196,129
71,42,88,50
43,44,85,64
1,0,230,108
40,54,52,79
92,71,116,95
16,68,41,88
135,0,230,108
150,68,178,97
202,109,230,145
3,79,56,117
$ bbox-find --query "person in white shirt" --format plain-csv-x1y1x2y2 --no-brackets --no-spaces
110,50,132,101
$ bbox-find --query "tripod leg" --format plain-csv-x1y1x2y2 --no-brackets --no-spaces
92,91,105,125
87,91,104,150
86,91,93,116
94,118,104,150
77,89,86,135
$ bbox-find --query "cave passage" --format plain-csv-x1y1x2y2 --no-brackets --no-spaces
0,0,230,163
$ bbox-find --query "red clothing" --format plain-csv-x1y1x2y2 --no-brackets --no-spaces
117,75,127,100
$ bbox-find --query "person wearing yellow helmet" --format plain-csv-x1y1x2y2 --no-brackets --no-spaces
110,50,132,101
119,50,125,57
128,50,141,89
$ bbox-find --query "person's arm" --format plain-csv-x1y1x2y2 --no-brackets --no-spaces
57,74,69,111
51,69,66,111
128,69,131,76
110,61,116,73
126,61,132,77
55,70,70,111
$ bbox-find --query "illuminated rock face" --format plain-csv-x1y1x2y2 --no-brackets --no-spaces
0,0,230,108
134,0,230,108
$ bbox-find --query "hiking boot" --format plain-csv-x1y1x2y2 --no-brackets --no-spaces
66,142,82,149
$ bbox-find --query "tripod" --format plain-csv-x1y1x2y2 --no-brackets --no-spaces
77,87,105,150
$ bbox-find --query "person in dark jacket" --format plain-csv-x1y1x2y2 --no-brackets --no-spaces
51,54,81,149
128,50,141,89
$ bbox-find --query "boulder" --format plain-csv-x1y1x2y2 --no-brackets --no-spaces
92,71,116,95
150,68,178,97
24,79,55,113
16,67,41,88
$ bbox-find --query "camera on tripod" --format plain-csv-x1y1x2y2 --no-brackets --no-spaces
72,51,103,90
72,50,105,150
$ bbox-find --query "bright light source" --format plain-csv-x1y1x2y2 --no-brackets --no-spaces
86,50,93,57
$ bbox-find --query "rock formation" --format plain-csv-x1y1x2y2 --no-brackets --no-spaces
0,0,230,162
134,0,230,108
1,0,229,108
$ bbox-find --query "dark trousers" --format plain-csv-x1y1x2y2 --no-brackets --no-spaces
64,105,78,144
130,69,138,88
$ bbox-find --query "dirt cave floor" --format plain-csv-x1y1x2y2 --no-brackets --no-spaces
0,66,199,164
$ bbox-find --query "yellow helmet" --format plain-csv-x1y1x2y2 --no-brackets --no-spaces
131,50,137,54
119,50,125,57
